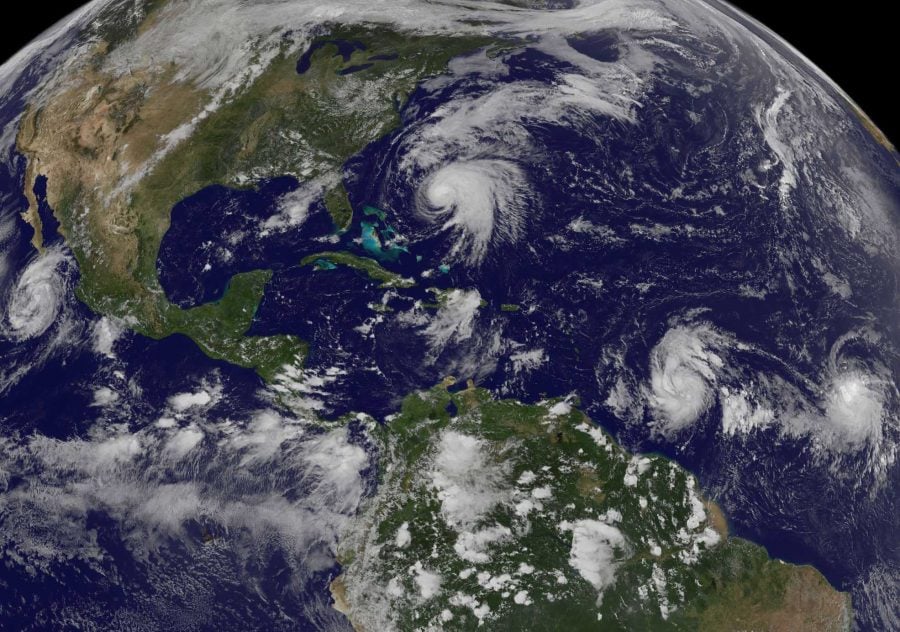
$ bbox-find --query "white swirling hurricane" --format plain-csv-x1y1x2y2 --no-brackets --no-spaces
645,324,727,435
417,159,528,266
4,246,70,340
637,321,897,473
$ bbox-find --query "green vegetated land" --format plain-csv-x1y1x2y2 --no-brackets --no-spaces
20,12,497,378
334,382,852,631
301,251,416,288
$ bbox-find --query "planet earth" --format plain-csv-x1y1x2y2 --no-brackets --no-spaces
0,0,897,630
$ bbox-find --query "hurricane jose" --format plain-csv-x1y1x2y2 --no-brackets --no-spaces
645,323,728,435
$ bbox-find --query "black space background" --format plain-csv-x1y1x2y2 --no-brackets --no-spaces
0,1,896,145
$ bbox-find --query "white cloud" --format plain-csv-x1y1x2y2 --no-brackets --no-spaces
453,525,512,563
0,408,369,583
429,430,508,529
261,179,330,234
561,519,628,603
720,387,774,436
92,317,123,358
395,522,411,549
412,562,442,600
163,426,205,460
168,389,212,412
509,348,546,374
822,371,885,448
417,289,483,353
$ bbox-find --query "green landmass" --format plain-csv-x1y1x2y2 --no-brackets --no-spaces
500,303,520,312
300,251,415,288
334,383,852,631
19,13,499,379
324,186,355,232
158,270,306,381
122,25,494,294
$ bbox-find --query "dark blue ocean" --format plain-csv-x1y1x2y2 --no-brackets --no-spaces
0,28,897,631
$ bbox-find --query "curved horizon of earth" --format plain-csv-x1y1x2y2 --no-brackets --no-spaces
0,0,897,630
